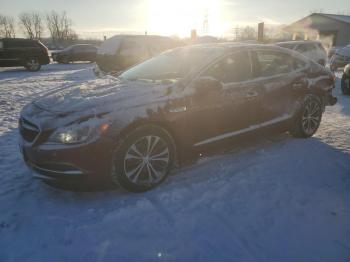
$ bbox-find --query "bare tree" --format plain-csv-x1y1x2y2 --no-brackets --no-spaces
240,26,256,40
46,11,77,46
18,11,44,39
0,14,16,38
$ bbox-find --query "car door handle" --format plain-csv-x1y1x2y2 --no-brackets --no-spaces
245,91,258,99
292,82,304,89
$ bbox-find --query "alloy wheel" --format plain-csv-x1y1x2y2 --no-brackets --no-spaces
301,98,322,135
26,59,40,71
123,135,170,186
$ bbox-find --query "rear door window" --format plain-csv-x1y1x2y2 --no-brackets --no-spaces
256,50,294,77
296,43,316,53
201,51,252,83
296,44,308,53
293,57,307,70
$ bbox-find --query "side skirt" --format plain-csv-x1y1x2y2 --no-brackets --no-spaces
194,114,293,147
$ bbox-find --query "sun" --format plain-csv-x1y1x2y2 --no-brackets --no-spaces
147,0,225,37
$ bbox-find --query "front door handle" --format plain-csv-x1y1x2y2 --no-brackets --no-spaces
245,91,258,99
292,82,304,89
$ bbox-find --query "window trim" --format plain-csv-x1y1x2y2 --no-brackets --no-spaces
251,48,309,80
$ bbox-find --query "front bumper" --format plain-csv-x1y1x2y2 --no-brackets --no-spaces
19,136,116,184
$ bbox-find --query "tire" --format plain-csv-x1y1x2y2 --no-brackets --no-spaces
24,58,41,72
112,125,176,192
341,74,350,95
290,94,323,138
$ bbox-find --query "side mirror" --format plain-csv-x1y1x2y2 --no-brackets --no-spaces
193,76,223,95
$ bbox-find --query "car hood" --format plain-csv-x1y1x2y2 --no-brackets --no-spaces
33,76,175,115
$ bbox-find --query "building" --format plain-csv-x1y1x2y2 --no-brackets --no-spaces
285,13,350,47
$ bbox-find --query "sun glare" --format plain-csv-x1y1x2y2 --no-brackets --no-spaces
147,0,226,37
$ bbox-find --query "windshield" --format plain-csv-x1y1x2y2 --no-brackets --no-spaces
119,47,223,82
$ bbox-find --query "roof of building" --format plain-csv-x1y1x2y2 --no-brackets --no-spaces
317,13,350,24
285,13,350,32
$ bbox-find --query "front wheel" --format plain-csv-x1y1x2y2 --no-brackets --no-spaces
24,58,41,71
112,125,176,192
290,94,323,138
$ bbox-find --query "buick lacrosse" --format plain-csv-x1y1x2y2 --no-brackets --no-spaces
19,43,337,192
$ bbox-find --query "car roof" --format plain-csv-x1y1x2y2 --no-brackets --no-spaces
277,40,322,46
174,42,308,62
183,42,287,52
0,38,37,42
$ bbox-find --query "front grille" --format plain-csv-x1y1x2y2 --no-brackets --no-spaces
19,117,40,143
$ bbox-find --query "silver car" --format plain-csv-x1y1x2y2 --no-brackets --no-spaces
276,41,327,66
330,45,350,71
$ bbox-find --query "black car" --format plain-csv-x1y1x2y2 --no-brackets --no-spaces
0,38,50,71
341,63,350,95
19,43,337,192
52,44,97,64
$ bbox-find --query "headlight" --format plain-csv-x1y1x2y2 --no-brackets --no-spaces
47,119,109,145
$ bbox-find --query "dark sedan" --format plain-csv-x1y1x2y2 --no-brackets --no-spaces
52,44,97,64
19,43,337,192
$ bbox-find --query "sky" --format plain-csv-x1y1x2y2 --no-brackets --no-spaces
0,0,349,38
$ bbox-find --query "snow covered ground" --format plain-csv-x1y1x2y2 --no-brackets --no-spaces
0,64,350,262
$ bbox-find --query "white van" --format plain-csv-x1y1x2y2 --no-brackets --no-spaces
95,35,182,75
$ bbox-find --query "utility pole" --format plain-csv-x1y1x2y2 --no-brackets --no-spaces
232,26,240,41
258,22,264,42
203,9,209,35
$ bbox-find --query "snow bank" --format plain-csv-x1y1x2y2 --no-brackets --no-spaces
0,65,350,262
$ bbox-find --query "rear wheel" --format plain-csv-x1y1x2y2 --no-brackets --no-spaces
341,74,350,95
290,94,323,138
112,125,176,192
61,57,70,64
24,58,41,72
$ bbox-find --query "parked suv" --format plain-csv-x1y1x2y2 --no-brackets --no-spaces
276,41,327,66
19,43,336,192
0,38,50,71
52,44,97,64
95,35,181,75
